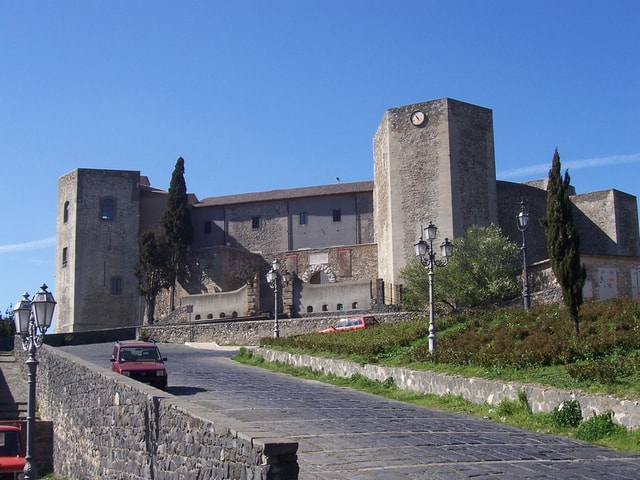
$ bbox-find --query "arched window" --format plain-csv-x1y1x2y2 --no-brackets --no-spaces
63,201,70,223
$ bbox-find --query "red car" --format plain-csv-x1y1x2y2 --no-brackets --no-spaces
110,341,168,390
0,424,25,480
318,316,379,334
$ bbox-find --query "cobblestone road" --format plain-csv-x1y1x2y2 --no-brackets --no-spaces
61,342,640,479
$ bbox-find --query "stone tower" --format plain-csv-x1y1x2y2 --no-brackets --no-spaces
55,169,142,332
373,98,498,304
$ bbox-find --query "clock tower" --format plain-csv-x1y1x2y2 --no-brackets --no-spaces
373,98,498,304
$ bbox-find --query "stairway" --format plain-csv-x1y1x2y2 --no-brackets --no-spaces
0,352,27,420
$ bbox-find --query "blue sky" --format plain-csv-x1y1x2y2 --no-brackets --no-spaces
1,1,638,316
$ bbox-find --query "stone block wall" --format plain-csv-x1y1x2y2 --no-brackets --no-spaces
30,346,298,480
140,312,415,346
255,348,640,430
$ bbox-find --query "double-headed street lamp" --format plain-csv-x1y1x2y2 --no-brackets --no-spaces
13,284,56,480
517,200,531,310
414,222,453,354
266,259,291,338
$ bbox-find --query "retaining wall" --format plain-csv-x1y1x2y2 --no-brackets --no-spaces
255,348,640,430
31,346,298,480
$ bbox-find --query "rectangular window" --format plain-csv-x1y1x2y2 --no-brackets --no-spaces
252,216,261,229
299,212,308,225
204,220,212,234
111,277,123,295
332,209,342,222
101,198,115,220
62,247,68,266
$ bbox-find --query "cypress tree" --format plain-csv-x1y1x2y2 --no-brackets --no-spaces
134,230,172,324
159,157,194,309
542,149,586,334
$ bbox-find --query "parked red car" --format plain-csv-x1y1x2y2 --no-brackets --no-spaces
0,423,25,480
318,316,379,334
110,341,168,390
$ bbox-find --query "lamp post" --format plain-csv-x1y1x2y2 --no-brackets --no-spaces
414,222,453,354
266,259,291,338
517,200,531,310
13,284,56,480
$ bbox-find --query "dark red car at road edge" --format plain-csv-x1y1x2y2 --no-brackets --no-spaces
110,341,168,390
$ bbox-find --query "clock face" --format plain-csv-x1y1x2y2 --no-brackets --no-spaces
411,110,426,126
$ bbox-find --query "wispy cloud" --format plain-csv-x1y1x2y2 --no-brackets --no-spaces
0,237,56,254
499,153,640,180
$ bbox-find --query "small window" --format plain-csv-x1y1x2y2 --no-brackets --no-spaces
62,247,68,266
322,304,328,312
306,306,314,313
63,201,70,223
252,216,261,229
111,277,122,295
337,303,344,310
332,209,341,222
204,220,212,234
101,199,115,220
299,212,308,225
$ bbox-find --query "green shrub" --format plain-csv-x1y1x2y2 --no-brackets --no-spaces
263,298,640,379
575,411,623,442
566,360,625,385
551,399,582,428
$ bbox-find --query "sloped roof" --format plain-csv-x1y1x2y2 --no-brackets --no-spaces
194,180,374,207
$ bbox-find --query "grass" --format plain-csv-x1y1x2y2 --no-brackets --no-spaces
234,297,640,454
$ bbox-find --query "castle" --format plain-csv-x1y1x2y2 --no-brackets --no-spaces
54,98,640,333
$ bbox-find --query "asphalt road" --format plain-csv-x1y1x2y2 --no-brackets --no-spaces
59,342,640,479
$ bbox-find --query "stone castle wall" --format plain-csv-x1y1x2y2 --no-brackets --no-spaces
29,345,298,480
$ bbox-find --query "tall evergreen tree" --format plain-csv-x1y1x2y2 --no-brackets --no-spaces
134,230,172,324
159,157,194,310
542,149,586,335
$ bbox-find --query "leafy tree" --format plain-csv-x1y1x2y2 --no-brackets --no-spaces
159,157,194,310
134,230,172,325
542,149,586,335
401,224,520,311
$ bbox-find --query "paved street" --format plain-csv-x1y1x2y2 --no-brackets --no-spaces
60,342,640,479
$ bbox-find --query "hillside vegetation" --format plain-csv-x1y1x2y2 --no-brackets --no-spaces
260,297,640,398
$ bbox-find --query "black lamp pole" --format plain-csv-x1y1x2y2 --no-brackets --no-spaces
13,284,56,480
517,200,531,310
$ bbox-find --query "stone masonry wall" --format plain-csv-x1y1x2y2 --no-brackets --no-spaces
31,346,298,480
255,348,640,430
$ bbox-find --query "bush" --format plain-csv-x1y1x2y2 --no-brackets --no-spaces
566,359,627,385
575,411,623,442
551,400,582,428
263,298,640,378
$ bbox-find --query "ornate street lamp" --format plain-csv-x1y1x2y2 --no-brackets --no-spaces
13,284,56,480
266,259,290,338
414,222,453,354
517,200,531,310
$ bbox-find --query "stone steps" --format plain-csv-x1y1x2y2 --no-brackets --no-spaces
0,352,28,421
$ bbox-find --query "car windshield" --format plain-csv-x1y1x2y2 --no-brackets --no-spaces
119,347,161,362
334,318,362,328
